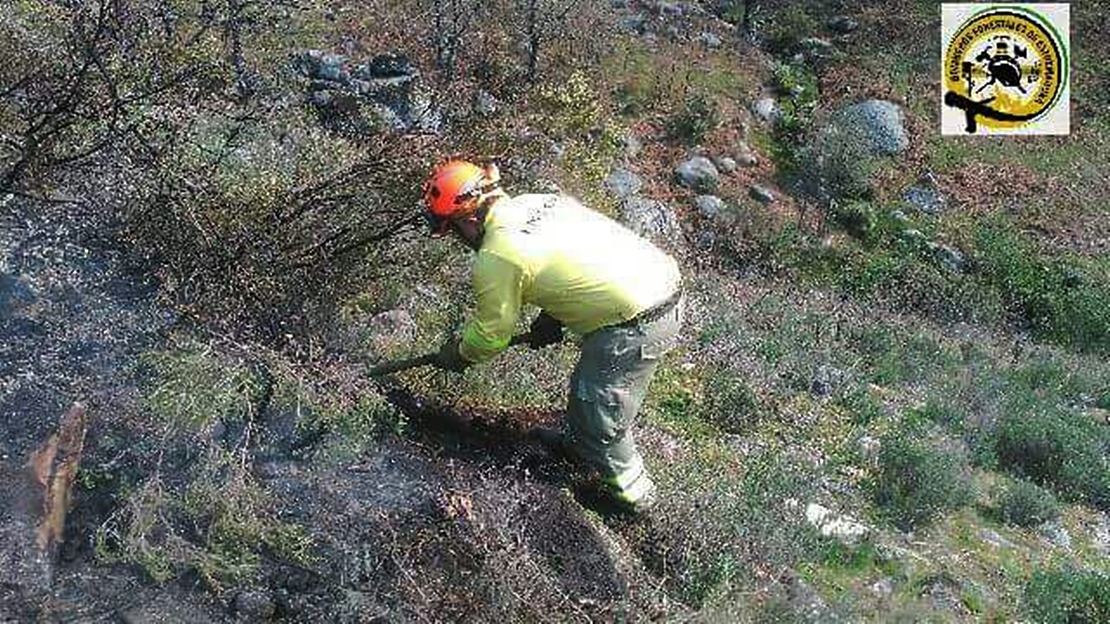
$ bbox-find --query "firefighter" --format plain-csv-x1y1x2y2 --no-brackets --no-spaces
423,160,683,513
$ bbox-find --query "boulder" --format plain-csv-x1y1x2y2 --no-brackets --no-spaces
674,156,720,193
812,99,908,199
928,242,966,273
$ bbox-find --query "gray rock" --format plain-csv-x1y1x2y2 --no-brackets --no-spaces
1038,520,1072,549
749,184,775,204
610,0,630,7
234,590,276,620
712,155,738,173
929,243,966,273
751,97,781,124
905,186,946,215
805,502,870,545
318,54,346,82
857,435,881,461
812,100,907,199
619,14,648,34
606,168,645,199
698,32,723,48
871,578,895,597
899,228,927,245
809,365,840,398
831,99,909,157
888,209,911,226
978,528,1012,549
735,148,759,167
828,16,860,33
623,134,643,159
474,90,498,116
619,197,681,246
1093,513,1110,555
674,156,720,192
694,195,725,219
798,37,834,54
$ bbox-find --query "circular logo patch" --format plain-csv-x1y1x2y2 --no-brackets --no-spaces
943,6,1068,133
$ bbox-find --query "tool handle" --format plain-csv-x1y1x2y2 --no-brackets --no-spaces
365,332,533,377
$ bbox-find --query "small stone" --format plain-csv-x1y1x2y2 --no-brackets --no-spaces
694,195,725,219
749,184,775,204
978,528,1012,549
735,148,759,167
827,16,860,33
751,97,781,124
888,209,911,226
805,503,870,545
234,590,276,620
1038,520,1072,550
857,435,881,461
698,32,723,48
809,365,839,398
318,54,346,81
905,186,947,215
870,578,895,597
928,243,966,273
618,197,681,246
712,155,738,173
899,228,927,245
474,90,498,116
798,37,834,54
674,156,720,193
623,134,643,159
606,168,645,199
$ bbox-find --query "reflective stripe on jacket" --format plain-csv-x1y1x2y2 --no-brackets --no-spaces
459,194,681,363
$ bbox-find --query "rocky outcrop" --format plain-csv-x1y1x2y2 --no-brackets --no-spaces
296,50,443,136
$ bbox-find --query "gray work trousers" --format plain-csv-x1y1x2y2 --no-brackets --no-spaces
564,297,684,502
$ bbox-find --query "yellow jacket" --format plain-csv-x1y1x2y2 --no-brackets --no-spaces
459,194,681,363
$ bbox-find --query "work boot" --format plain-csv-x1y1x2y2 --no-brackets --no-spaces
611,477,657,516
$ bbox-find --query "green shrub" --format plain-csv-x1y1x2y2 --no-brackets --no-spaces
141,340,265,432
1025,567,1110,623
872,426,974,530
767,6,818,50
830,201,878,242
96,448,314,590
994,401,1110,508
836,385,884,427
976,222,1110,355
996,478,1060,527
670,93,720,145
700,368,767,434
773,62,819,136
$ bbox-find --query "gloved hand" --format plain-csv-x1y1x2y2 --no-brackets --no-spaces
528,312,564,350
435,337,471,372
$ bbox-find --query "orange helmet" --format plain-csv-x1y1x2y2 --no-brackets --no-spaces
422,160,500,235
